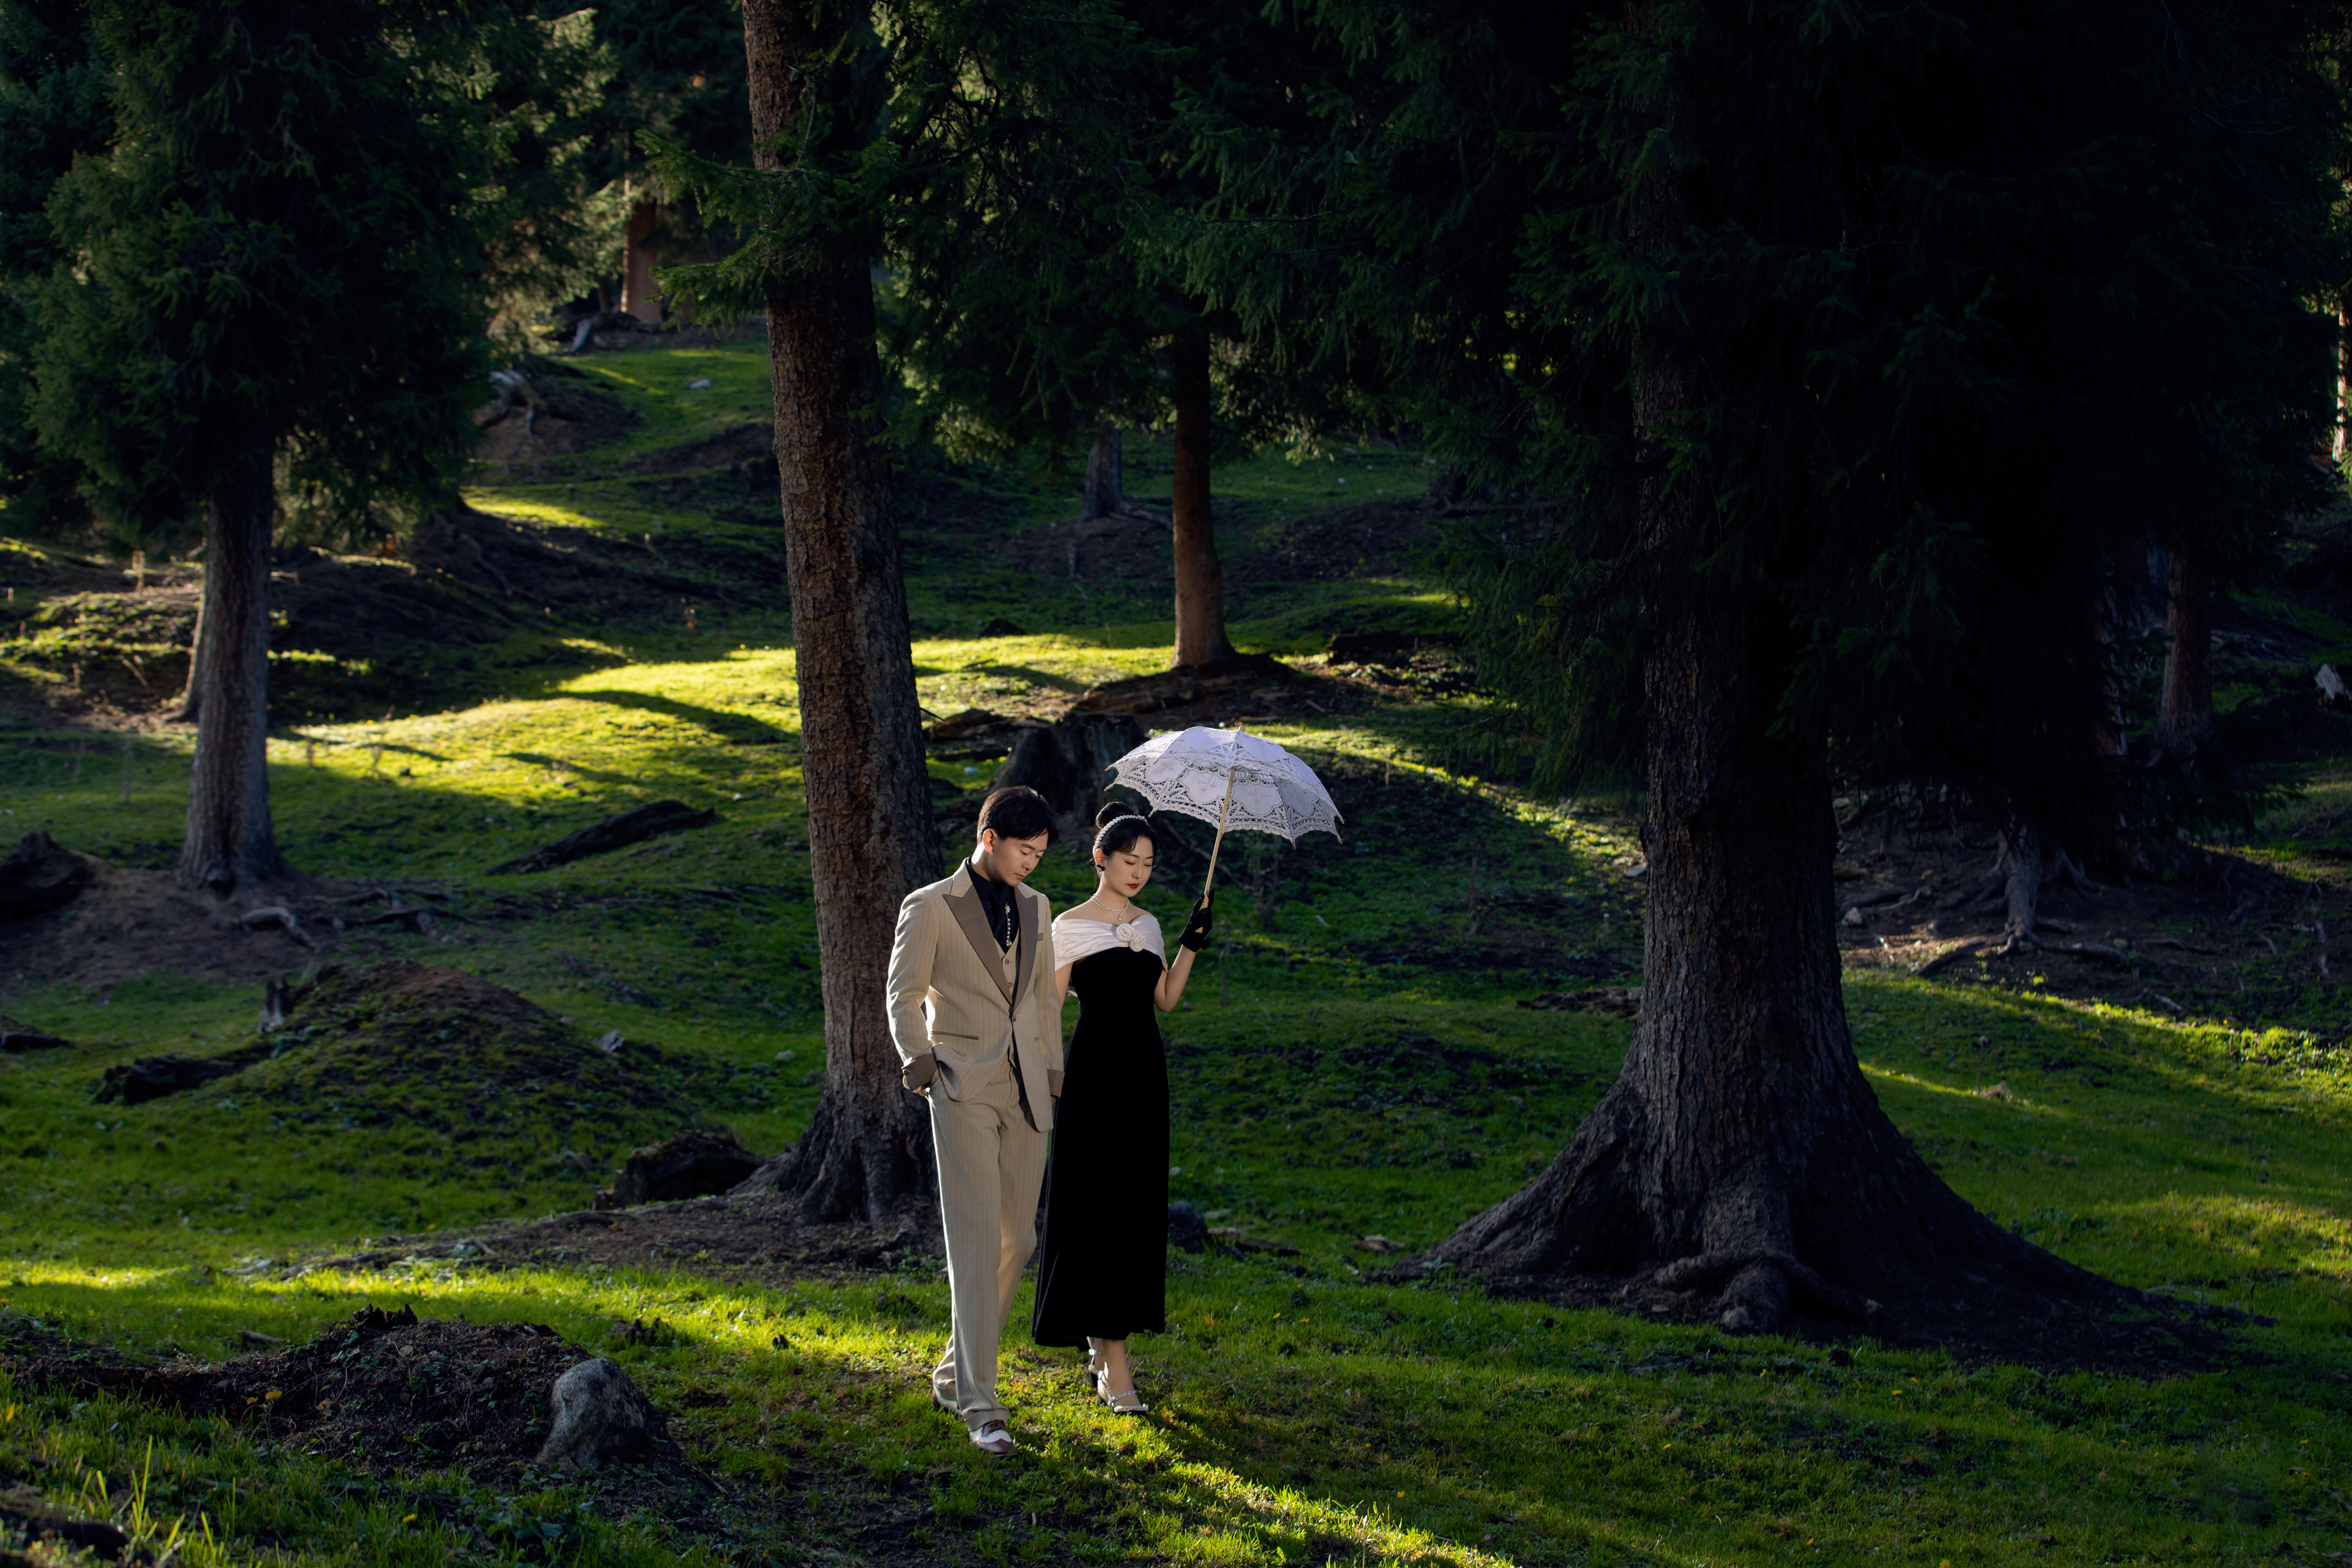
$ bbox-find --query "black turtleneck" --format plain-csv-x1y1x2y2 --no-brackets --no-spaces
967,862,1017,950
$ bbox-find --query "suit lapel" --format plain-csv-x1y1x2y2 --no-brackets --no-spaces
1010,887,1042,1013
946,877,1015,1004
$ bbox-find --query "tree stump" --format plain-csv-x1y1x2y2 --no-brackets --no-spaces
595,1129,762,1209
0,832,102,922
988,713,1148,838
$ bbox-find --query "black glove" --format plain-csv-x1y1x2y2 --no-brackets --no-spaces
1178,894,1213,952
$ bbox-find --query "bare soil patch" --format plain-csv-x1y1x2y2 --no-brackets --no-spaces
2,1304,735,1553
321,1191,942,1287
1481,1267,2268,1376
1827,798,2352,1032
0,859,345,988
472,387,641,472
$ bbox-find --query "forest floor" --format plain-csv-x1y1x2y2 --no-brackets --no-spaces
0,333,2346,1567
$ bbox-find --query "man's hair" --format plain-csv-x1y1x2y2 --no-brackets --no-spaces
977,785,1057,844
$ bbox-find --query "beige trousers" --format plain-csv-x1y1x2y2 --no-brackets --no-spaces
928,1055,1050,1429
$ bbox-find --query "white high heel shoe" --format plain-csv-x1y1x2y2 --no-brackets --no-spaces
1092,1362,1148,1414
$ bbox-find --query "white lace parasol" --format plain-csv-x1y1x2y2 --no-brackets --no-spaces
1107,727,1342,891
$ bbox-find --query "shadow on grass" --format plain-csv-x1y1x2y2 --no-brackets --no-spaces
552,686,794,746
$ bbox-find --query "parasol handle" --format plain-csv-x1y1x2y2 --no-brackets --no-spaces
1200,730,1241,899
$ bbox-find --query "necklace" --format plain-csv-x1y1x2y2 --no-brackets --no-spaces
1096,891,1134,923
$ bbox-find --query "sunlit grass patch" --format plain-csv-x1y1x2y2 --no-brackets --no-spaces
15,1249,2340,1567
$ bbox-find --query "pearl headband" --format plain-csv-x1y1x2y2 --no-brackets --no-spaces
1092,814,1152,854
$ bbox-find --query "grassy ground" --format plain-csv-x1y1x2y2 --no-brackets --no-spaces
0,338,2347,1566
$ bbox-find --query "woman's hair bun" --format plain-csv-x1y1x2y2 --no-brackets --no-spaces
1091,802,1155,860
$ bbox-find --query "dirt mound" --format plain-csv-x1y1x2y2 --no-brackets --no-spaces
8,1306,709,1512
473,387,641,470
322,1190,941,1284
208,961,727,1140
0,857,337,988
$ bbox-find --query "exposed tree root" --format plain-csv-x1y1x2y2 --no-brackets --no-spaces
1651,1250,1882,1329
1412,1040,2121,1344
730,1082,934,1227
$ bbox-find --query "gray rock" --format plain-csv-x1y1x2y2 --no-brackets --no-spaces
535,1357,656,1472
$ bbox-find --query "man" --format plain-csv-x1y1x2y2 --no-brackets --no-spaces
887,784,1063,1456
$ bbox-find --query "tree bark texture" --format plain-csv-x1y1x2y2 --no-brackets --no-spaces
622,198,663,326
1081,415,1122,522
1170,330,1231,667
1425,165,2093,1335
177,448,287,895
735,0,941,1226
2336,306,2347,465
1428,597,2085,1330
2158,545,2213,761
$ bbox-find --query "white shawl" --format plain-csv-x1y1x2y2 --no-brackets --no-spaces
1051,909,1166,967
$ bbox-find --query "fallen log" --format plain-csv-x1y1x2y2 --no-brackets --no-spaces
95,1043,272,1105
489,801,717,876
1065,653,1291,717
0,1021,69,1052
241,905,315,945
1915,940,1988,977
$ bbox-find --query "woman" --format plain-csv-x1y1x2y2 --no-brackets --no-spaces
1031,802,1212,1412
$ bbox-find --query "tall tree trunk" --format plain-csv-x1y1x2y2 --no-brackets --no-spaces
1080,415,1122,522
622,197,662,326
2158,544,2213,761
177,448,285,894
732,0,941,1226
1426,590,2092,1330
2336,305,2347,466
1170,328,1231,667
1423,156,2096,1335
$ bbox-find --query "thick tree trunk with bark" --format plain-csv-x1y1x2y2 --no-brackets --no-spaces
622,198,662,326
176,449,286,895
1428,599,2094,1330
1425,168,2096,1332
2158,545,2213,761
1170,329,1231,667
732,0,941,1226
1081,415,1122,522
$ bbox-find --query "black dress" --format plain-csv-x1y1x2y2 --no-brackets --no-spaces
1032,937,1169,1347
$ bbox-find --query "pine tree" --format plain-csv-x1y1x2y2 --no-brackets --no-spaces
576,0,751,325
28,0,566,892
877,0,1351,668
1192,0,2348,1334
0,0,113,538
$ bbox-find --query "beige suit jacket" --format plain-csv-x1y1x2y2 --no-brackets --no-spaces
886,867,1062,1132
